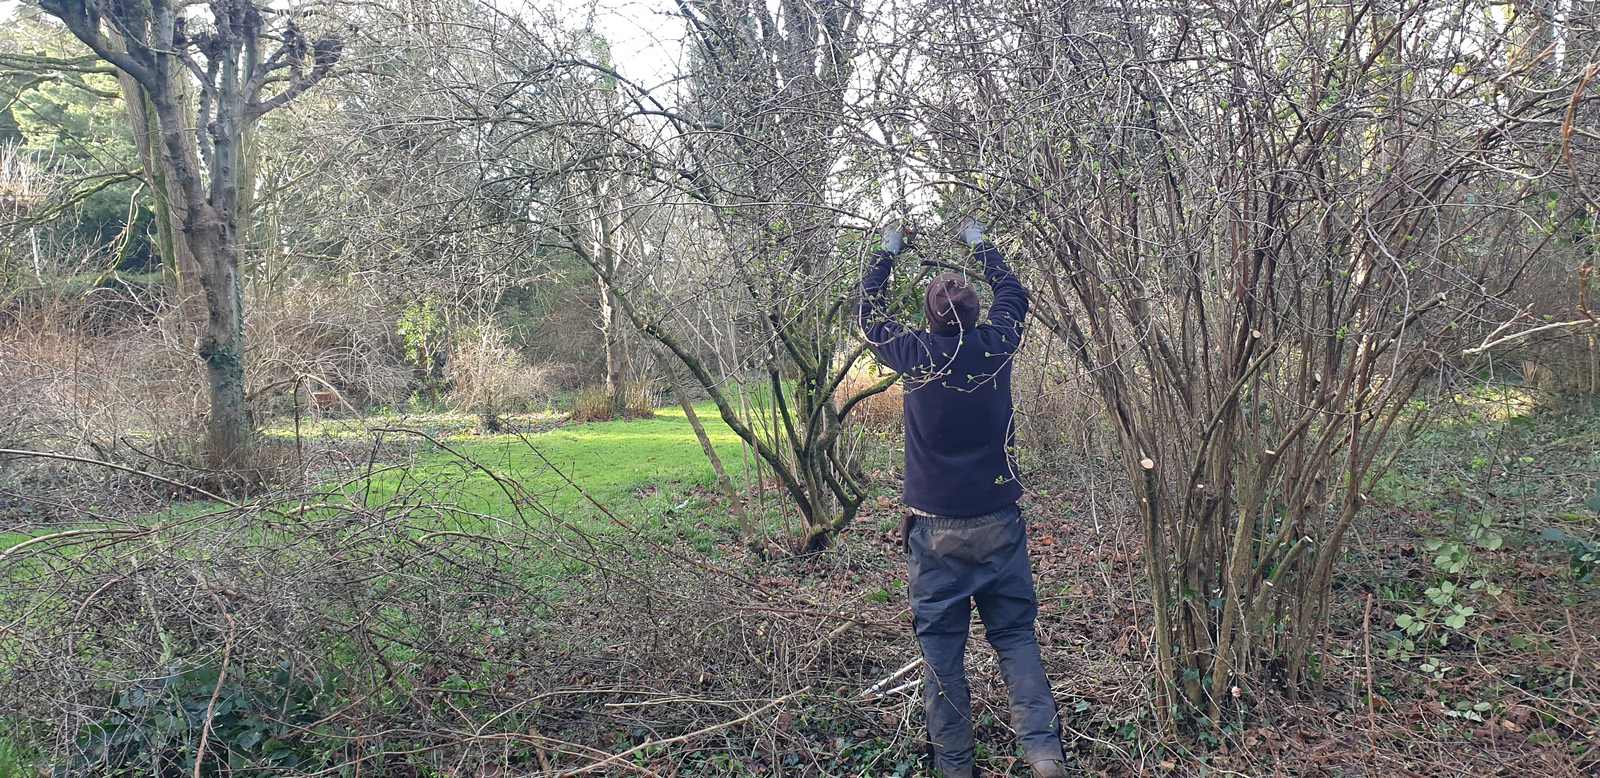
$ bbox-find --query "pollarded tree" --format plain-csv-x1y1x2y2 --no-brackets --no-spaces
35,0,338,469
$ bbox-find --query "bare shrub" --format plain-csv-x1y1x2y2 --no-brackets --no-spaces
0,142,46,218
1456,265,1599,395
1010,343,1109,467
0,448,886,775
534,361,583,393
899,0,1596,726
128,277,414,448
0,145,99,290
444,322,554,419
118,311,211,446
0,314,55,467
0,300,195,520
0,275,410,491
246,278,411,413
0,299,184,460
0,368,43,476
1507,264,1599,394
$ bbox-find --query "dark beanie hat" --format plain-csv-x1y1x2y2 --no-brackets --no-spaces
925,272,980,336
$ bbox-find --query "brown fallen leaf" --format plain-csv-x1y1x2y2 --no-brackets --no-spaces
1505,703,1535,725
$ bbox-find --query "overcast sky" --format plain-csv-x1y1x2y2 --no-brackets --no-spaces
1,0,687,84
581,0,686,84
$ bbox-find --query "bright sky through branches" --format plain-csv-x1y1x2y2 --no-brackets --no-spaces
576,0,686,85
0,0,684,83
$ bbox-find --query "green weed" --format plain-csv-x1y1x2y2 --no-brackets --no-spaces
0,736,31,778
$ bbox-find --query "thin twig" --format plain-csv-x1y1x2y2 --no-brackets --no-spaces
193,578,238,778
559,687,809,776
1363,593,1376,763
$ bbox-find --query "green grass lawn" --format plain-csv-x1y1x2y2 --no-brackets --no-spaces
352,403,758,549
0,401,760,563
364,404,749,516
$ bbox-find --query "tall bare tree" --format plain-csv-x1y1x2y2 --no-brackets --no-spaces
442,2,893,549
36,0,338,468
891,0,1596,727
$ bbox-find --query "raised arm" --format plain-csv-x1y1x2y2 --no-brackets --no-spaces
976,242,1028,348
857,223,921,372
955,217,1027,351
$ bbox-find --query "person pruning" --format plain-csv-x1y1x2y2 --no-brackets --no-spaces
856,216,1068,778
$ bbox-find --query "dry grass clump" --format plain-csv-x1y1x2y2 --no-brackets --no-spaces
621,378,660,416
835,366,902,431
569,380,657,422
568,385,614,422
1521,349,1598,394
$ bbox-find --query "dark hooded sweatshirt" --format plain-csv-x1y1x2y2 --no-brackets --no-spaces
857,243,1028,518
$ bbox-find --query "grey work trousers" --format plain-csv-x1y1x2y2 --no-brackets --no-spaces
905,504,1064,776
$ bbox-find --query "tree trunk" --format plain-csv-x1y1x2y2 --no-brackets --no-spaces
43,0,339,476
198,231,249,468
599,273,625,411
148,89,252,470
112,19,250,469
587,174,628,413
112,44,205,332
667,363,750,539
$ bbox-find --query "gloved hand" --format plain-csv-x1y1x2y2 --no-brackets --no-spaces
880,219,914,254
955,216,985,247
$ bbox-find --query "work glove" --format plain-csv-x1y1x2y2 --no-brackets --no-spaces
880,219,914,254
955,216,985,247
